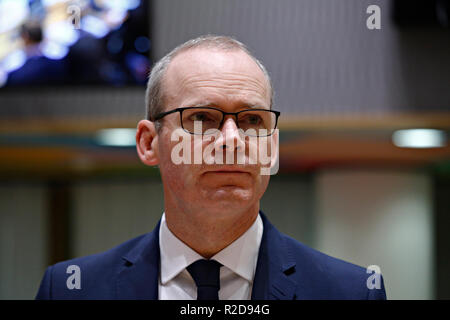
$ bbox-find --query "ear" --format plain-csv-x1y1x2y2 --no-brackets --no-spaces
136,120,160,166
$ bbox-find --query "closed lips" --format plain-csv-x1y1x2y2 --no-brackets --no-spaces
204,168,251,174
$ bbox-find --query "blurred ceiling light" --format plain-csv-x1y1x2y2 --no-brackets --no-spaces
40,41,69,60
100,0,140,11
105,9,128,26
392,129,447,148
44,20,79,46
2,50,26,72
0,0,29,33
41,0,68,7
81,15,109,38
95,128,136,147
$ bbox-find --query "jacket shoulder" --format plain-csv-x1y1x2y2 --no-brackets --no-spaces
35,233,149,300
282,234,386,299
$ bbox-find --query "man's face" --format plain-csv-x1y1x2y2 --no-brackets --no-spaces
144,48,276,219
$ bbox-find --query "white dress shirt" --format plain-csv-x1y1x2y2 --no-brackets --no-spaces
158,212,263,300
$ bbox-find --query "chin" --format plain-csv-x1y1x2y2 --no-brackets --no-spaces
204,186,254,205
213,185,251,196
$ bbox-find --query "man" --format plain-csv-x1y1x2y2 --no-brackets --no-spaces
36,35,386,300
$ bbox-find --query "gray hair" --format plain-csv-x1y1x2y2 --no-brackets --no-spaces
145,35,274,129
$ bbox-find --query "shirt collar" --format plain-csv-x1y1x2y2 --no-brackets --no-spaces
159,212,263,284
211,214,263,282
159,213,203,285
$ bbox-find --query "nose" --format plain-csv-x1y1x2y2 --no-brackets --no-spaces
217,116,244,151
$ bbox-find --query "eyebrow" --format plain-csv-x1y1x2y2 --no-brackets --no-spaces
189,102,267,109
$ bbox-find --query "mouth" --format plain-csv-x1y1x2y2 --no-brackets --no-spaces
203,167,251,174
209,171,248,174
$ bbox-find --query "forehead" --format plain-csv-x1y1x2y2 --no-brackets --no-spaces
162,47,270,108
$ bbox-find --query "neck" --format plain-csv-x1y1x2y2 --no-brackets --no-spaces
164,203,259,259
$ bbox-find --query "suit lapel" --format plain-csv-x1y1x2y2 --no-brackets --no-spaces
115,220,161,299
114,213,300,300
252,212,298,300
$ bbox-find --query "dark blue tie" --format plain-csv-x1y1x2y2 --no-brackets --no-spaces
187,259,222,300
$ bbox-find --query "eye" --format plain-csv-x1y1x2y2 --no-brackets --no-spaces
189,112,214,122
242,114,262,125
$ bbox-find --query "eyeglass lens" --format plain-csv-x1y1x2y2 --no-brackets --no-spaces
181,108,276,136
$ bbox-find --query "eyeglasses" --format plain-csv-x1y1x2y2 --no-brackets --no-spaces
152,107,281,137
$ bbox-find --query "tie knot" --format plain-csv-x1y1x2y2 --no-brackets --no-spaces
187,259,222,288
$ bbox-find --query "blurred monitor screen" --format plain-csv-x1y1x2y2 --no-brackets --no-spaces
0,0,151,88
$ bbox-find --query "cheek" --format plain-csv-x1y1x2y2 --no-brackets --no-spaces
158,136,185,187
243,136,274,167
158,133,198,191
257,175,270,195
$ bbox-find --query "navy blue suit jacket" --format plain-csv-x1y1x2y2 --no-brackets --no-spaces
35,212,386,300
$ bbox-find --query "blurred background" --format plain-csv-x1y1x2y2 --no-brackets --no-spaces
0,0,449,299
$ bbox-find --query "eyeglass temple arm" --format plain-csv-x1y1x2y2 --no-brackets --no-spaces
152,108,182,121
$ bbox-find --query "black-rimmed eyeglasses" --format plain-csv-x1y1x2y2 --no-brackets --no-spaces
152,107,280,137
